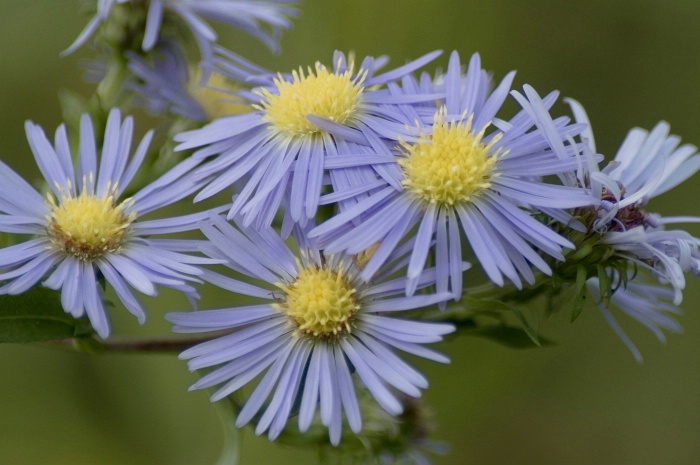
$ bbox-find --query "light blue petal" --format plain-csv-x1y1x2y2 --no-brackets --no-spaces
98,259,146,324
142,0,163,50
333,344,361,433
235,338,297,428
81,261,110,338
105,254,157,295
298,345,322,432
340,338,402,416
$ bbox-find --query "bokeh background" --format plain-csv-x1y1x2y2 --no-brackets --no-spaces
1,1,700,464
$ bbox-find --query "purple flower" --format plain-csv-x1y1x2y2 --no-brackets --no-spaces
310,52,595,298
563,99,700,359
0,109,215,337
63,0,298,64
126,43,248,122
567,99,700,304
166,216,454,445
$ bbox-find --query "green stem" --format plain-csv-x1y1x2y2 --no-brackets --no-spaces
460,281,503,299
96,54,130,112
427,273,566,329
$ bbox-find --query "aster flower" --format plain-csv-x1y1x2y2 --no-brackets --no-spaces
587,273,682,362
548,100,700,359
0,109,215,338
126,43,248,122
165,215,454,445
63,0,298,63
310,52,595,298
566,99,700,304
174,50,443,228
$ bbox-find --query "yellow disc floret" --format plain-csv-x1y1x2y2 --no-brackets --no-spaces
276,263,359,338
47,181,135,261
400,108,503,206
258,62,365,138
188,68,249,121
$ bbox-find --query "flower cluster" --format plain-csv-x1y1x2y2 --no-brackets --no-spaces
1,0,699,462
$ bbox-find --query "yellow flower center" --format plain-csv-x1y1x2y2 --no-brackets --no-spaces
188,68,249,121
258,62,365,138
47,182,135,261
276,263,359,338
399,109,502,206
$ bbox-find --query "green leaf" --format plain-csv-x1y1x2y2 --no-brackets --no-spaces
0,287,93,343
568,240,594,262
458,295,508,314
504,302,541,347
575,265,588,291
570,291,587,323
466,325,555,349
434,295,549,348
212,397,240,465
570,265,588,322
459,296,543,347
596,264,612,306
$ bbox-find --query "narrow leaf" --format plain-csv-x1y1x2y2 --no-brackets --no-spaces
570,265,588,322
466,325,555,349
504,303,541,347
463,297,543,347
596,264,612,307
570,291,587,323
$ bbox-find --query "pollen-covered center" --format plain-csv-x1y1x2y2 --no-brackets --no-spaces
278,264,359,338
259,63,364,137
189,68,249,121
47,185,135,261
400,111,502,206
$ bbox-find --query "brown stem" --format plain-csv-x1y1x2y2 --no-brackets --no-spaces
46,330,234,353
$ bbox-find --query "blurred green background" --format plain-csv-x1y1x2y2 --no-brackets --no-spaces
1,1,700,464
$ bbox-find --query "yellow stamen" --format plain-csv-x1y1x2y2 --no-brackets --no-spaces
275,263,359,339
258,62,365,138
399,108,503,206
46,179,135,261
